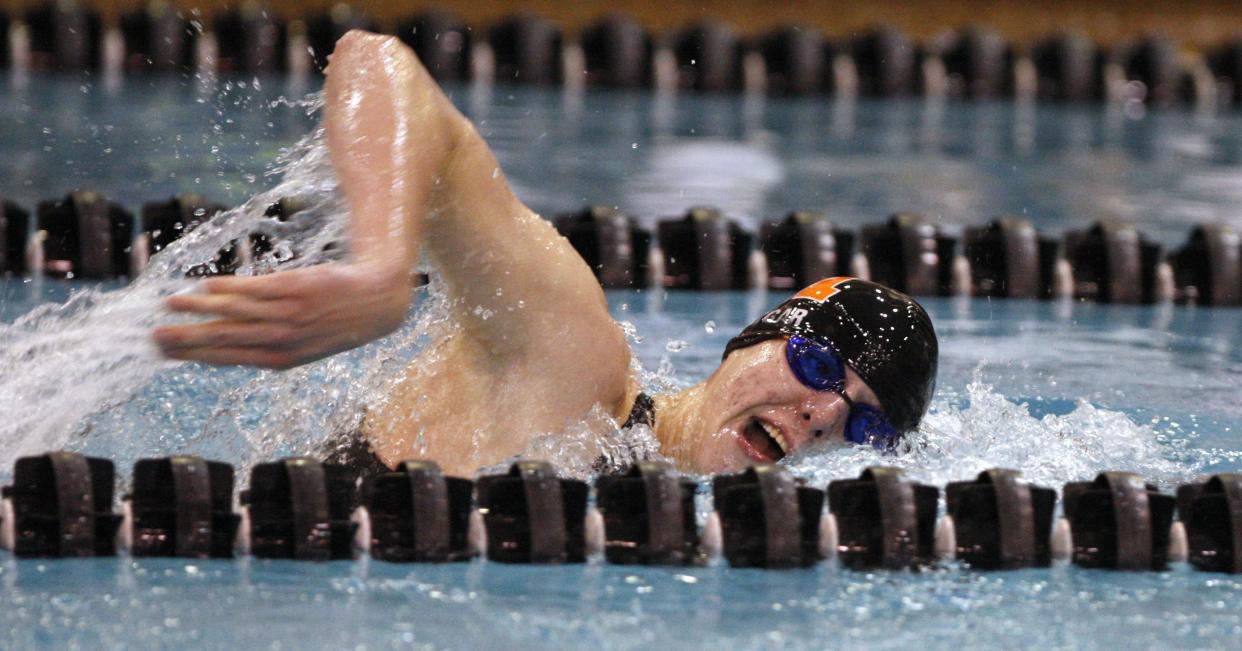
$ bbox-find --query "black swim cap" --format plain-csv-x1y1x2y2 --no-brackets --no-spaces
723,277,938,433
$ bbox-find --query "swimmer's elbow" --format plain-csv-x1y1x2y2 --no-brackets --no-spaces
330,30,419,74
335,30,401,53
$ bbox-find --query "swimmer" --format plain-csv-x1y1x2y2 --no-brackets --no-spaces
152,31,938,477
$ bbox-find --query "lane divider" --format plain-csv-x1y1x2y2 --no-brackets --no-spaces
2,194,1241,307
3,6,1241,108
0,451,1227,573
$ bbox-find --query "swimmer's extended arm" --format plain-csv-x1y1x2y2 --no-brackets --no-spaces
155,32,627,393
154,32,444,367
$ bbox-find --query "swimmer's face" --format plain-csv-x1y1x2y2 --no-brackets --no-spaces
675,339,884,473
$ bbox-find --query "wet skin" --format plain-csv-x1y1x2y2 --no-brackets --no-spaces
654,340,885,474
152,31,889,476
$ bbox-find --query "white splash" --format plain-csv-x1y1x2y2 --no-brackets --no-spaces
785,368,1216,492
479,404,670,479
0,93,400,480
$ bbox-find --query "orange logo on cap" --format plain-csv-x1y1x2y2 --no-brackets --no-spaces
794,277,855,303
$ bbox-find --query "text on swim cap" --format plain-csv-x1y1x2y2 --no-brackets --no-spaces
762,306,809,328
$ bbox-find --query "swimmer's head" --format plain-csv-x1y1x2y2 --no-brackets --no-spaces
660,277,938,472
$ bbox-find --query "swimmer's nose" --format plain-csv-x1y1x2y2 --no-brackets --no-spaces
798,392,850,442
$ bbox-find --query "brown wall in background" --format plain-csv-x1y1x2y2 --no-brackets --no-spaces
5,1,1242,50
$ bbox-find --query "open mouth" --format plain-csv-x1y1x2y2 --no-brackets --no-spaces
740,418,790,462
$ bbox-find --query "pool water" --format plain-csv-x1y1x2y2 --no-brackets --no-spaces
3,556,1242,650
2,282,1241,650
1,73,1242,649
2,74,1242,244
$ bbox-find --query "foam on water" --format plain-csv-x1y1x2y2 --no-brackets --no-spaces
785,368,1209,492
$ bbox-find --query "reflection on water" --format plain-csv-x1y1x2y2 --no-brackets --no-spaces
2,75,1242,245
0,75,1241,649
2,554,1242,649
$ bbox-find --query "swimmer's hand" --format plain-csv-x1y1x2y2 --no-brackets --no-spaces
154,31,446,369
153,261,410,369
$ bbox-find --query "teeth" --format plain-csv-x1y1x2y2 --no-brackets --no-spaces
760,421,789,455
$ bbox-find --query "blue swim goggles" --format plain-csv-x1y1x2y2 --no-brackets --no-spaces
784,335,901,449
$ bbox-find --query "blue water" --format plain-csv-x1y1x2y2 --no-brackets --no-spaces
3,74,1242,649
3,558,1242,650
2,281,1241,649
2,75,1241,244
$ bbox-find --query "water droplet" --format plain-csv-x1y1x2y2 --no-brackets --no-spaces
665,340,687,353
631,142,639,149
704,320,716,333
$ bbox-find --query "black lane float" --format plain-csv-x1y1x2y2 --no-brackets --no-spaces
580,13,653,89
1031,32,1102,103
397,10,473,82
139,194,227,256
1062,221,1166,304
5,191,1242,311
760,211,855,291
553,205,652,289
672,20,743,93
0,10,9,70
37,191,135,280
126,456,239,558
365,460,475,563
757,25,831,97
828,467,938,569
849,25,918,98
118,3,196,73
1,452,121,557
0,453,1237,576
24,2,102,72
243,457,358,560
657,207,753,290
1170,224,1241,306
711,464,824,568
934,26,1014,100
1177,473,1242,574
212,5,287,74
0,199,29,276
1116,35,1186,108
1062,472,1176,571
488,12,563,86
945,468,1056,569
859,213,959,297
595,461,698,565
961,216,1045,299
1208,37,1242,108
475,461,588,564
8,6,1242,109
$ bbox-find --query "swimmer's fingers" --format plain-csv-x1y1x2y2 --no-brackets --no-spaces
157,263,411,369
153,320,299,351
199,272,304,299
164,292,301,322
159,343,300,370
